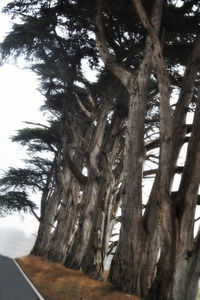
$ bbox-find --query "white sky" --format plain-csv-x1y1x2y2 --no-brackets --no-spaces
0,1,43,242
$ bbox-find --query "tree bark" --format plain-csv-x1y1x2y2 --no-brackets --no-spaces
169,90,200,300
96,0,165,296
31,184,62,256
64,100,110,269
147,89,200,300
64,176,100,269
46,171,80,263
81,113,124,278
131,2,200,299
108,87,148,295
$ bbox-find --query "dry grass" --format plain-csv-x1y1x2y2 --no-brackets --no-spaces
16,255,142,300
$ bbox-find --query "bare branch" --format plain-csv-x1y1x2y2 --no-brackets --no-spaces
64,151,88,185
143,166,184,178
87,91,96,108
23,121,50,129
145,138,159,151
145,135,190,152
28,205,40,221
143,169,158,177
107,241,118,256
75,93,93,119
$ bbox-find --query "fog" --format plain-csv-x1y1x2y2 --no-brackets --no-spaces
0,226,36,258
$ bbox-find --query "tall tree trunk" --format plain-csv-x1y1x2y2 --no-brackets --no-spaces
81,173,114,278
108,85,147,295
139,33,200,298
81,161,123,279
133,0,175,299
47,173,80,263
95,0,164,294
168,249,200,300
129,2,200,299
168,90,200,300
46,137,84,264
169,229,200,300
64,101,110,269
81,113,124,278
147,89,200,300
64,176,100,269
106,1,164,294
82,175,122,277
31,185,62,256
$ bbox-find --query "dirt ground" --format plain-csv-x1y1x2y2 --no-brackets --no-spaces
16,255,142,300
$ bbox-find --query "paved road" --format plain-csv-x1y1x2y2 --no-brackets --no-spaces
0,254,42,300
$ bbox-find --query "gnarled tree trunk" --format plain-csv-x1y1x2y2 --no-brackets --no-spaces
95,0,164,294
64,100,110,269
47,171,80,263
31,184,62,256
81,112,124,278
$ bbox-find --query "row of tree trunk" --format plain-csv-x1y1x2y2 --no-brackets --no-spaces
7,0,200,299
31,87,126,280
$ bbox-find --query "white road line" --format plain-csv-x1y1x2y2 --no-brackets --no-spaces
13,259,45,300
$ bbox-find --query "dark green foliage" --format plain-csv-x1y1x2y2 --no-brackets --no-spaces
12,127,59,152
1,16,53,57
0,125,58,217
0,191,37,217
24,157,53,173
0,167,44,192
2,0,198,136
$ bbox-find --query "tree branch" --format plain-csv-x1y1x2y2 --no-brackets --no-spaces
143,166,184,177
64,151,88,185
75,93,93,119
95,0,132,88
145,135,190,152
23,121,50,129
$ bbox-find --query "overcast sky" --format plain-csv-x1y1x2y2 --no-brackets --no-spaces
0,1,44,256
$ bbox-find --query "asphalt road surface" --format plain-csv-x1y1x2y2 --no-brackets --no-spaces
0,254,42,300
